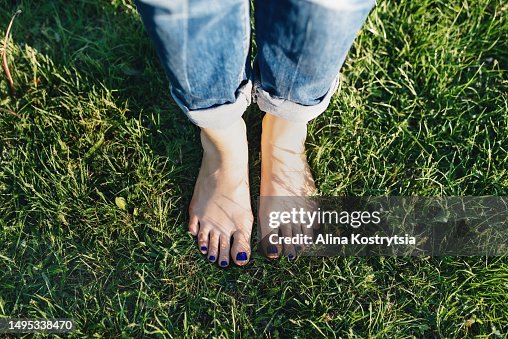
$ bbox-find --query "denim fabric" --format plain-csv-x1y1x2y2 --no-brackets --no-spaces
135,0,375,128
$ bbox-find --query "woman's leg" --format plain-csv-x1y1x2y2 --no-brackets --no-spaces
135,0,254,266
254,0,375,258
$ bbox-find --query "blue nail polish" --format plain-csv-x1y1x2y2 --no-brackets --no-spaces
209,255,216,262
288,254,295,260
267,245,278,254
236,252,248,261
220,260,228,267
200,246,207,251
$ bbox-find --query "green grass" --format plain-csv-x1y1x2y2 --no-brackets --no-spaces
1,0,507,337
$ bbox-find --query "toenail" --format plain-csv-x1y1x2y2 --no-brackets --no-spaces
267,245,278,254
288,254,295,260
220,260,228,267
200,246,207,251
209,255,216,262
236,252,248,261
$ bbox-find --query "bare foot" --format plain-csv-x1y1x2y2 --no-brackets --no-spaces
188,119,253,267
259,114,318,259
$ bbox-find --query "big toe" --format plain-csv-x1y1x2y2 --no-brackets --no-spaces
231,230,251,266
260,231,282,259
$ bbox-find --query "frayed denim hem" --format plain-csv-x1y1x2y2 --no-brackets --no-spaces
170,80,253,129
253,76,340,123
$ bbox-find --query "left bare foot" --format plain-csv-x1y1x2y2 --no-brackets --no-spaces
258,114,317,259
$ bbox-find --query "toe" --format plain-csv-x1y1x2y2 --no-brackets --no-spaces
281,223,296,259
188,214,199,236
231,230,251,266
207,231,219,263
197,227,210,254
218,234,230,268
261,228,282,259
302,223,314,246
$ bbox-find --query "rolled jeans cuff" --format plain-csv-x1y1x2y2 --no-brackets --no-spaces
170,80,253,129
253,76,340,123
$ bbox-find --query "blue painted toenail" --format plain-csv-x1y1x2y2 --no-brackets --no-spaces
209,255,216,261
200,246,207,251
267,245,278,254
220,261,228,267
236,252,248,261
288,254,295,260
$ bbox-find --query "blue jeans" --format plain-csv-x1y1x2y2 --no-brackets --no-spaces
135,0,375,129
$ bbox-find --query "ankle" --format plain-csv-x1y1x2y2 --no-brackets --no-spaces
200,119,249,170
262,114,307,153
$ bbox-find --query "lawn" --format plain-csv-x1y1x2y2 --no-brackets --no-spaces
1,0,507,337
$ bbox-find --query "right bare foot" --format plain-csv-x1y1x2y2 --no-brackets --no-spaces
188,119,253,267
